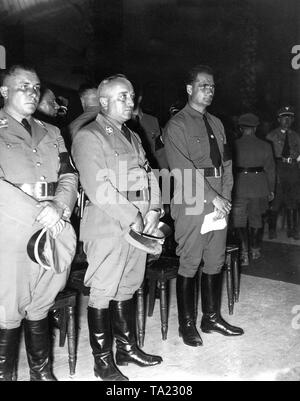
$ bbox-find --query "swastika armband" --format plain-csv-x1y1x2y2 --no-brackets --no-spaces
58,152,77,175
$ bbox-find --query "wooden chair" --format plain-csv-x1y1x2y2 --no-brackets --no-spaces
49,288,77,376
136,244,241,347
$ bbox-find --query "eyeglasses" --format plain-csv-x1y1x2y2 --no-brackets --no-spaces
198,84,215,92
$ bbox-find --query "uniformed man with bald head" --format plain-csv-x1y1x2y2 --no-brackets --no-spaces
0,65,78,381
72,74,163,381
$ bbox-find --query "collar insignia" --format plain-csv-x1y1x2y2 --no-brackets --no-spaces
0,117,8,128
105,126,113,135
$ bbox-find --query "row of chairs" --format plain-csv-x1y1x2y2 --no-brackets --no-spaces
50,244,240,376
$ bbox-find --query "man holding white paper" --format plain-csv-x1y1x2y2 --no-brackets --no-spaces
164,65,243,348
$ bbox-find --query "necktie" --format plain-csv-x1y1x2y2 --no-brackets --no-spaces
22,118,32,136
121,124,132,143
281,132,290,158
202,114,221,168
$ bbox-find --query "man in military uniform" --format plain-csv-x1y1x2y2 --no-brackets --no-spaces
164,65,243,348
127,91,168,170
0,65,78,381
68,83,99,140
232,113,275,266
266,106,300,240
72,74,163,381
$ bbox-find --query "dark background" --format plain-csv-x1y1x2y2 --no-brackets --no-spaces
0,0,300,133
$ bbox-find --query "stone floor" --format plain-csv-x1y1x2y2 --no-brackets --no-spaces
16,265,300,381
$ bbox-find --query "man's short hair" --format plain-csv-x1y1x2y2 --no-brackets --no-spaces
0,64,38,86
185,65,214,85
78,82,98,99
98,74,129,97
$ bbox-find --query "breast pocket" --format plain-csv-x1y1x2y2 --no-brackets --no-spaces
0,141,29,179
188,136,209,165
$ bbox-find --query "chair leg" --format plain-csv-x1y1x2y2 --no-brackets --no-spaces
66,306,76,376
225,253,234,315
232,252,240,302
58,308,67,347
159,281,168,340
136,286,145,348
147,279,157,317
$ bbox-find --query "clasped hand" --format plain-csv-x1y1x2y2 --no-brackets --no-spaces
130,210,160,235
36,201,63,229
212,195,231,219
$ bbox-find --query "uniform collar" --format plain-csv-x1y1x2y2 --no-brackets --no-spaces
184,103,211,121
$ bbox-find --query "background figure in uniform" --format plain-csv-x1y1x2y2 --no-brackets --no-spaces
72,74,163,381
232,113,275,266
127,89,169,170
266,106,300,240
0,65,78,381
164,65,244,348
68,83,99,140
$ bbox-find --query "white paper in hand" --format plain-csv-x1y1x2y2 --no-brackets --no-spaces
200,211,227,234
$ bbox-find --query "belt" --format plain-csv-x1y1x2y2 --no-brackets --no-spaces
201,166,222,178
235,166,264,173
122,188,150,202
276,157,298,164
16,182,58,199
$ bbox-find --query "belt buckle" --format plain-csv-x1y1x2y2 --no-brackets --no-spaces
36,181,47,198
214,167,221,178
287,157,292,164
142,188,150,201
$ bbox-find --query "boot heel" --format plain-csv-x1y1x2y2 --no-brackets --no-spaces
116,359,128,366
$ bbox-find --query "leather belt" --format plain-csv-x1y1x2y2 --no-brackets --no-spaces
235,166,264,173
201,166,222,178
122,188,150,202
276,157,297,164
16,182,58,199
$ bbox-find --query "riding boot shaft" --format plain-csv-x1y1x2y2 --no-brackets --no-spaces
87,306,128,381
176,274,203,347
200,273,244,336
0,327,21,381
110,299,162,367
24,318,57,381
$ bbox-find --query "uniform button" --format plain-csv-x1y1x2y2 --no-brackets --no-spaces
36,162,41,167
40,176,46,180
6,144,11,149
115,152,119,156
197,139,200,143
33,148,37,153
54,144,58,148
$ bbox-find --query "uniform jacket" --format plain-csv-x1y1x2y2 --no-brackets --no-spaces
266,127,300,159
71,113,162,241
0,109,78,301
163,103,233,213
0,109,78,211
232,134,275,198
68,106,100,139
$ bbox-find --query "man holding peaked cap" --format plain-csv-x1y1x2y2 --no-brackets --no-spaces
72,74,163,381
232,113,275,266
0,65,78,381
266,105,300,240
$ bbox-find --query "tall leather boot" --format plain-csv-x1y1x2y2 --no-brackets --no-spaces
286,208,293,238
236,227,249,266
110,299,163,367
292,209,300,240
24,318,56,381
87,307,128,381
176,275,203,347
0,327,21,381
250,227,262,260
200,273,244,336
268,210,277,239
